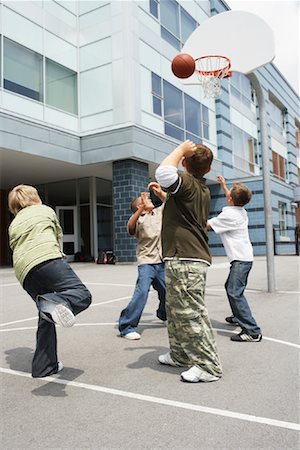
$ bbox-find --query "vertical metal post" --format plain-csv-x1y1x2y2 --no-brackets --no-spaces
248,73,276,292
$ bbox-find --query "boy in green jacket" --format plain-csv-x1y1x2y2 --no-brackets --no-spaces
8,184,92,377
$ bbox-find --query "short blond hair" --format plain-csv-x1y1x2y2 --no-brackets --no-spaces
8,184,42,216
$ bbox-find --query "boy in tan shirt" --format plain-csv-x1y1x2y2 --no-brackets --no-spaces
118,191,166,340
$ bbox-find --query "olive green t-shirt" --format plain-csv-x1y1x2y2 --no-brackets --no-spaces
9,204,64,285
161,173,211,264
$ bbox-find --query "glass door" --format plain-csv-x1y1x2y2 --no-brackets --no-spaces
56,206,78,262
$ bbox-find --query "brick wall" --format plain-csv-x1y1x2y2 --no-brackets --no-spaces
112,159,149,263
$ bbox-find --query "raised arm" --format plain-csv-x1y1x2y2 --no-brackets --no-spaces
147,182,167,202
160,140,197,168
217,175,231,199
156,140,197,189
127,193,151,235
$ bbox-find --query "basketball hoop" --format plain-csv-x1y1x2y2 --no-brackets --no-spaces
195,55,231,98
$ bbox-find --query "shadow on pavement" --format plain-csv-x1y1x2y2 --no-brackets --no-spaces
125,346,183,375
31,367,84,398
5,347,84,398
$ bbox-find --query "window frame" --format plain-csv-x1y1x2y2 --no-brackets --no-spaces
150,0,197,50
151,72,209,143
278,201,287,237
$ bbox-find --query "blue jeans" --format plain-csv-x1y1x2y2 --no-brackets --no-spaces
23,258,92,377
119,263,166,335
225,260,261,335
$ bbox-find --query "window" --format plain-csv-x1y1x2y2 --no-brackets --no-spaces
4,37,43,101
2,36,78,115
151,0,197,50
269,100,285,135
152,73,162,116
272,151,287,181
230,72,254,107
149,0,158,18
278,202,287,237
46,59,78,114
151,72,209,143
232,125,259,174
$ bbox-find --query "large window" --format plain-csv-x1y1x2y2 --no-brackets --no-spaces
2,37,77,115
150,0,197,50
278,201,287,237
272,151,288,181
269,100,286,135
232,125,259,174
4,37,43,101
151,73,209,142
230,72,254,108
46,59,77,114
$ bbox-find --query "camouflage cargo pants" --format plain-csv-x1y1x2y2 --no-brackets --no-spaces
165,259,222,378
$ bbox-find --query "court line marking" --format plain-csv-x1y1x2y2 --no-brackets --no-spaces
1,281,299,295
1,323,299,349
0,367,299,432
0,296,133,327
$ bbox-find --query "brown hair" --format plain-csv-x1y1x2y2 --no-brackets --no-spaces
184,144,213,177
8,184,42,216
230,183,252,206
130,196,141,213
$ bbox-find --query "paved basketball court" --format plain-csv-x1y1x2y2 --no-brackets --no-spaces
1,256,299,449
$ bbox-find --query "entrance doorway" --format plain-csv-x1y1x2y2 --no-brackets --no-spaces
56,206,78,262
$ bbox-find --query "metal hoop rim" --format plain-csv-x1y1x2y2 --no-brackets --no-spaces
195,55,232,78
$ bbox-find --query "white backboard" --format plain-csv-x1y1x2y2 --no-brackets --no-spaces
180,10,275,84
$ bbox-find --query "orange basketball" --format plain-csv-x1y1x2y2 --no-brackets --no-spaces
171,53,195,79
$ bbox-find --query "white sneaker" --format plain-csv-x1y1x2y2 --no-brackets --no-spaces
158,352,184,367
123,331,141,340
57,362,64,373
181,366,220,383
41,301,75,328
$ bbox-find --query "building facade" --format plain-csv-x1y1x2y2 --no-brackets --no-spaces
0,0,299,266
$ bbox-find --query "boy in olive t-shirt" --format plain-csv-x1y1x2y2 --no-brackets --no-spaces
155,140,222,383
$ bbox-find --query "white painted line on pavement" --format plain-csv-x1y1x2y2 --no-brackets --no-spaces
0,367,299,432
0,283,20,287
214,328,300,349
90,296,132,306
0,316,38,327
1,324,299,349
83,282,135,287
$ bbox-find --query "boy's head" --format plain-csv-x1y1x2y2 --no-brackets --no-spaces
184,144,213,177
8,184,42,216
131,193,154,213
230,183,252,206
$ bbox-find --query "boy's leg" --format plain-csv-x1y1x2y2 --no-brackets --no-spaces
166,260,222,377
31,259,92,316
32,315,59,377
118,264,154,336
23,275,59,377
225,261,261,335
151,263,167,321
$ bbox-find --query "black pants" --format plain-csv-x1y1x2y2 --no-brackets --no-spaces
23,258,92,377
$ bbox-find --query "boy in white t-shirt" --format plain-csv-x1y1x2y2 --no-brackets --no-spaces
207,176,262,342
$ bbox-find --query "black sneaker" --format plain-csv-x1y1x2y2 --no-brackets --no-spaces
231,330,262,342
225,315,239,325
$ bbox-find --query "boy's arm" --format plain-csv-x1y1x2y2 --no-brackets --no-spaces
159,140,197,168
147,182,167,202
155,140,197,189
127,193,149,235
127,208,143,235
217,175,230,199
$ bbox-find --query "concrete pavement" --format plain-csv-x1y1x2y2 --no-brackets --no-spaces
0,256,299,449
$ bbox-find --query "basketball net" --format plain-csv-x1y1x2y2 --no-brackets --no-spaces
195,56,231,98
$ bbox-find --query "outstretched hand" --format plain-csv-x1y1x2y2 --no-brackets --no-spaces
217,175,226,187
